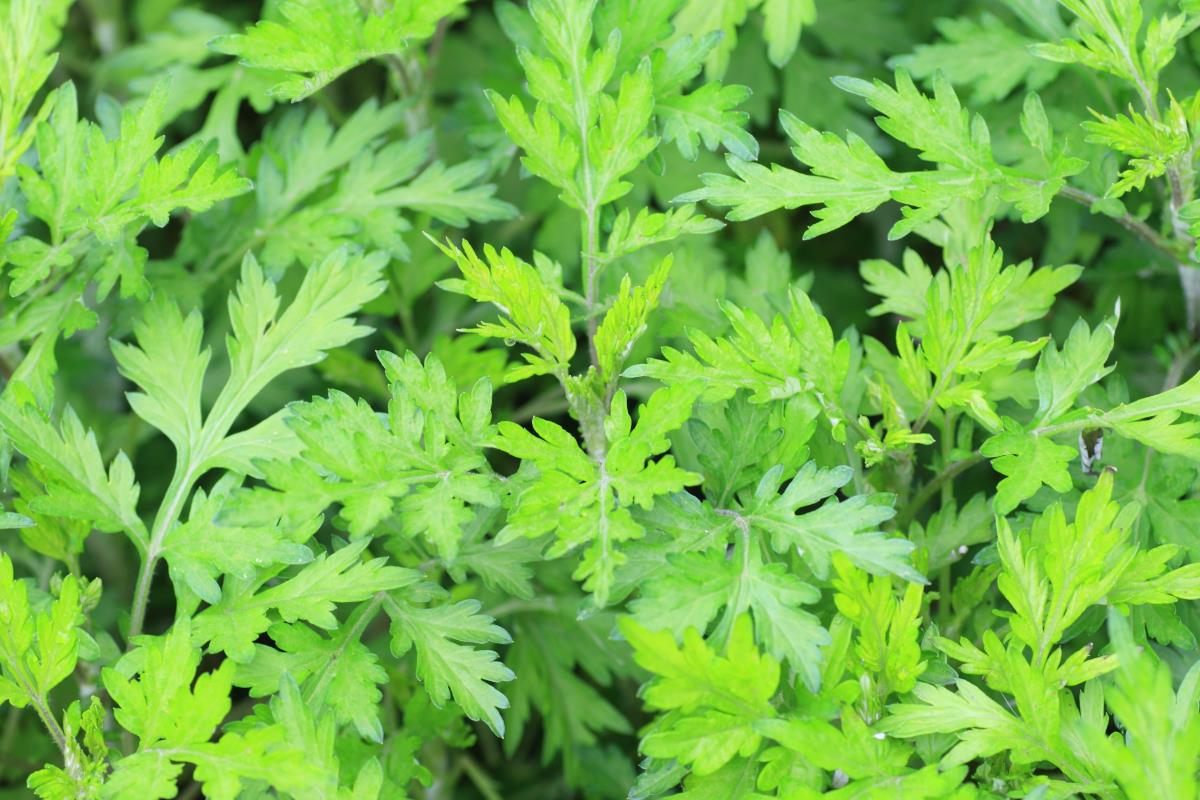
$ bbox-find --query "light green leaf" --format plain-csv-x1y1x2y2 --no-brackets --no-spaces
620,615,778,775
105,619,232,749
436,239,577,383
749,463,922,584
385,596,514,736
761,0,816,68
0,553,85,703
212,0,467,101
980,421,1077,514
657,82,756,161
0,399,146,544
894,14,1060,103
1032,315,1117,426
194,539,418,661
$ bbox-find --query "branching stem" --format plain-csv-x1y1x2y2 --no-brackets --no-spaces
1057,185,1179,259
895,453,985,529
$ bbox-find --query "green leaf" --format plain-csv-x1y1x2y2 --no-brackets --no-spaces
220,249,385,420
102,621,325,800
893,14,1060,103
1032,315,1117,426
495,384,701,605
435,239,577,383
234,621,389,742
992,470,1200,667
590,66,658,205
733,559,828,690
594,258,672,383
833,554,927,700
160,476,312,605
264,673,383,799
377,158,518,227
211,0,467,101
980,421,1077,514
503,603,632,783
679,112,904,230
385,596,514,736
110,247,385,485
830,66,999,189
194,538,417,661
757,712,914,782
0,553,85,704
630,552,736,649
181,102,513,278
760,0,816,68
748,463,922,584
233,352,501,559
105,619,233,749
1082,105,1189,197
671,0,751,79
488,91,583,206
8,82,250,298
27,698,109,800
629,290,851,435
0,398,146,545
110,296,209,456
878,678,1043,767
657,82,756,162
631,549,829,690
1102,370,1200,459
0,0,71,179
602,205,724,261
683,71,1081,236
620,614,778,776
910,493,993,571
1032,0,1182,93
1084,610,1200,800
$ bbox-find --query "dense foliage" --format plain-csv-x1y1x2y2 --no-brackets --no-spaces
4,0,1200,797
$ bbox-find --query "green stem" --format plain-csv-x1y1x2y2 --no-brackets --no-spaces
0,704,22,768
1057,185,1180,260
488,597,557,618
895,454,985,529
937,566,952,628
942,596,978,640
1095,23,1200,329
21,683,76,781
582,207,601,369
940,413,957,508
932,413,959,625
127,458,196,642
458,754,504,800
567,62,601,371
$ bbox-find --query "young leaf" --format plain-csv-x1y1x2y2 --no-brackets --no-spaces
212,0,467,101
494,384,701,605
385,596,514,737
619,615,778,776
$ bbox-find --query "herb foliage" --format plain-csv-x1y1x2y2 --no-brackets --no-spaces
4,0,1200,798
